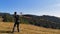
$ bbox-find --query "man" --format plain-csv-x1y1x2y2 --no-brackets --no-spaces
12,12,20,33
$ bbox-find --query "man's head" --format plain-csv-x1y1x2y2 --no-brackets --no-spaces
14,12,17,15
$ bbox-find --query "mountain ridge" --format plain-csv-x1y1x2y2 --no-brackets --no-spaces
0,13,60,29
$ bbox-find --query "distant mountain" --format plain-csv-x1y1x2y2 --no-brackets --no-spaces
0,13,60,29
23,14,60,23
0,13,10,16
22,14,60,29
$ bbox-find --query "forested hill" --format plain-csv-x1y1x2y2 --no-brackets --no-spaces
22,14,60,29
0,13,60,29
0,13,10,16
23,14,60,23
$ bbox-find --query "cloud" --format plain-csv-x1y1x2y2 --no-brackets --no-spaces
35,3,60,17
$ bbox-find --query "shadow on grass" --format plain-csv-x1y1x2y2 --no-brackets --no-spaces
0,30,12,33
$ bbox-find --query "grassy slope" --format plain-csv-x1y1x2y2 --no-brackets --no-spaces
0,22,60,34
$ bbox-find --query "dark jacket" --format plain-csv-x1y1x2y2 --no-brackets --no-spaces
14,15,20,23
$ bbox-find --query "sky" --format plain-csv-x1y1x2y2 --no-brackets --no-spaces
0,0,60,17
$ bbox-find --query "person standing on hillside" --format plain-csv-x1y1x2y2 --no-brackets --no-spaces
12,12,20,33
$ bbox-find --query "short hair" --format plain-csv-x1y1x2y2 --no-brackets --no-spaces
14,12,17,14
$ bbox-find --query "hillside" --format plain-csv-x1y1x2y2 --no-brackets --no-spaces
23,14,60,29
0,22,60,34
0,13,60,29
23,14,60,23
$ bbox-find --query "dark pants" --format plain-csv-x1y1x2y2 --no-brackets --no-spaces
12,22,20,32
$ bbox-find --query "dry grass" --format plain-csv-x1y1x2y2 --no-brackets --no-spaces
0,22,60,34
